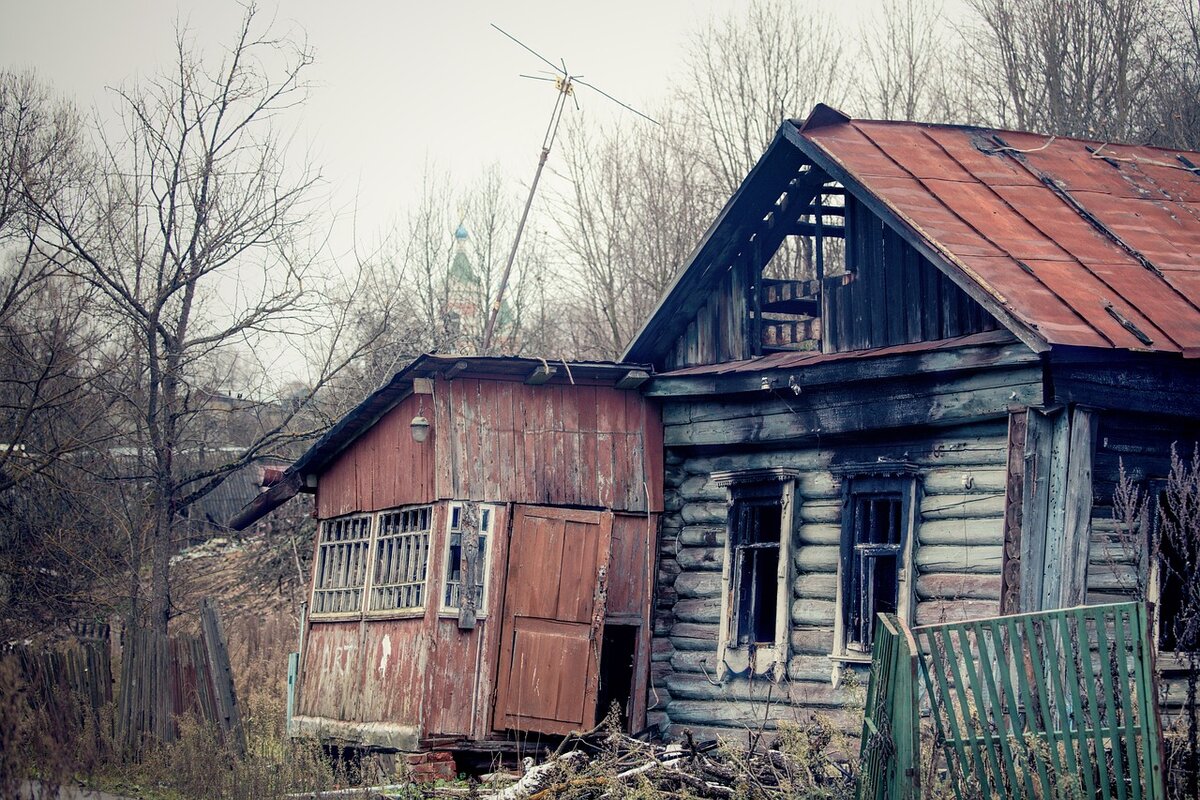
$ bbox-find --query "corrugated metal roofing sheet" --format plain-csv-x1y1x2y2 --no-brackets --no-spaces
798,116,1200,355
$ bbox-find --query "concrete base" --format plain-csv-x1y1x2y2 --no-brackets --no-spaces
289,714,420,751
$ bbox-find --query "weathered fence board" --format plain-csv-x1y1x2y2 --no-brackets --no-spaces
859,602,1164,800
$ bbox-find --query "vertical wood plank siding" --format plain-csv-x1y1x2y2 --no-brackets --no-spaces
318,379,662,517
318,393,437,517
666,267,748,371
651,418,1009,740
433,377,660,512
823,197,997,354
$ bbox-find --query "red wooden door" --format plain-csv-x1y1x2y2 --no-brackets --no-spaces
493,505,612,735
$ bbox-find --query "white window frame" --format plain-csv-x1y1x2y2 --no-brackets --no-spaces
310,513,375,618
830,465,919,667
364,504,435,617
438,502,498,618
712,469,797,681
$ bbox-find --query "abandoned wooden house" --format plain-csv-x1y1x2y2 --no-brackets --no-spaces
235,103,1200,757
624,104,1200,741
231,354,663,754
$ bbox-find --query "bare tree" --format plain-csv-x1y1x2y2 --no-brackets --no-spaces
681,0,848,194
26,6,384,634
965,0,1167,140
858,0,952,121
556,109,716,359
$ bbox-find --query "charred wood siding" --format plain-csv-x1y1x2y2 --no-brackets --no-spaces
665,265,750,371
651,419,1012,740
823,198,998,354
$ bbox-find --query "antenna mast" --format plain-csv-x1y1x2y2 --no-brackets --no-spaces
480,24,657,355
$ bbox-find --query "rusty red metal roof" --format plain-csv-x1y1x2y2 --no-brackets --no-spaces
797,112,1200,355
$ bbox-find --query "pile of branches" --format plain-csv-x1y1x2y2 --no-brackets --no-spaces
480,717,854,800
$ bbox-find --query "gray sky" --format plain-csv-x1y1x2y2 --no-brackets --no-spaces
1,1,750,248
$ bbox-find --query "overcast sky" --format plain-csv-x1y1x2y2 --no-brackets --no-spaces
1,1,732,247
0,1,901,253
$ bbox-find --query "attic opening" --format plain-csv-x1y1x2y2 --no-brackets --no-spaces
660,157,1001,371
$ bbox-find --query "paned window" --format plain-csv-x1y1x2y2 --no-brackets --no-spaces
713,469,797,680
730,487,783,646
844,492,904,652
368,505,432,612
312,515,372,615
443,503,494,611
833,468,918,658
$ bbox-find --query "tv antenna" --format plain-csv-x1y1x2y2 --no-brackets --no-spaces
480,24,659,354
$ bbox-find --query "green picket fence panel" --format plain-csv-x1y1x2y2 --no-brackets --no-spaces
859,602,1164,800
917,602,1163,800
858,614,920,800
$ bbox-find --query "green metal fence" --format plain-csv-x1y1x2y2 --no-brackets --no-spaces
858,602,1164,800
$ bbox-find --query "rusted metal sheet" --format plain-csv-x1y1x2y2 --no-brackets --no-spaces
801,118,1200,355
493,506,612,735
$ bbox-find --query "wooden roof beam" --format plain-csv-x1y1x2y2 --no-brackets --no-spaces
525,363,557,385
615,369,651,390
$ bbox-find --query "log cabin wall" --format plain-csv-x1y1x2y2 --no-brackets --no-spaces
651,410,1022,741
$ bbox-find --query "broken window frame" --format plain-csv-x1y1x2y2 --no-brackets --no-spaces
365,504,434,616
831,467,919,663
310,513,374,617
439,501,497,618
712,469,797,680
1145,481,1197,654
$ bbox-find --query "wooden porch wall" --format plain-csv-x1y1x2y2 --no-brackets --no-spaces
651,418,1011,741
433,377,663,513
317,392,438,517
1085,411,1200,729
823,197,998,353
317,378,664,518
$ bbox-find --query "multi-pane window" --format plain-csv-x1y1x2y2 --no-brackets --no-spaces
312,515,373,615
443,503,493,610
835,469,917,656
844,493,904,652
368,506,432,612
712,469,798,682
730,487,784,646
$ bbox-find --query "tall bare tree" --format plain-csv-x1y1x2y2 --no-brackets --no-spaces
26,6,384,634
681,0,848,194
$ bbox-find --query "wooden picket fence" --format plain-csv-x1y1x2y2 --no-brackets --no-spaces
859,602,1164,800
3,626,113,741
117,599,245,757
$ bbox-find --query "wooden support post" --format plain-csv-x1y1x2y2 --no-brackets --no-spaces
1058,406,1098,608
1018,406,1097,613
458,501,480,630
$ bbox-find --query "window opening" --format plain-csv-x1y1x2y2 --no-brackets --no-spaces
312,515,372,615
368,505,432,612
731,486,783,646
845,492,904,653
444,504,493,610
